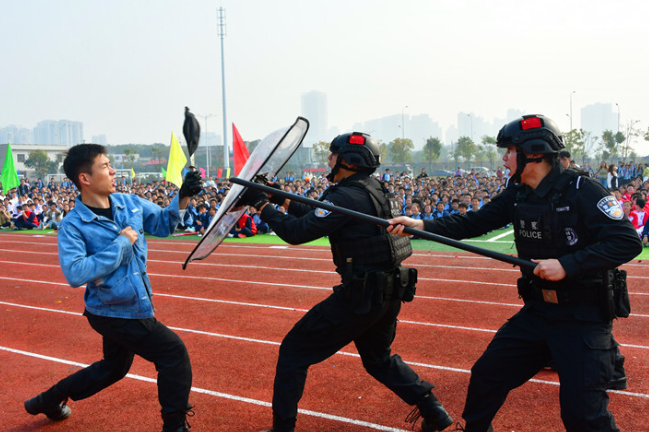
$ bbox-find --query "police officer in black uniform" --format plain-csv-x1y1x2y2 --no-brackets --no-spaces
389,115,642,432
240,132,453,432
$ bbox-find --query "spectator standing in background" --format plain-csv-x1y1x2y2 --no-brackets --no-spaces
595,161,608,187
559,150,571,169
607,164,619,190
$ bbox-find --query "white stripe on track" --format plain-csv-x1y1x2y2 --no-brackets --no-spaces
2,312,648,401
487,230,514,241
0,345,412,432
3,298,649,352
1,269,649,318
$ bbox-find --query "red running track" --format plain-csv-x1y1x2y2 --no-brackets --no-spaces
0,233,648,431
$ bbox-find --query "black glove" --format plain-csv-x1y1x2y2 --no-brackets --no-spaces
268,182,286,206
179,170,203,199
239,187,269,211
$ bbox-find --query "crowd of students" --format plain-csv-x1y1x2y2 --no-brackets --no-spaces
2,162,649,245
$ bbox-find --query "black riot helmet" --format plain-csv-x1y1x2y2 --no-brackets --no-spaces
497,114,564,154
330,132,381,169
496,115,565,183
327,132,381,181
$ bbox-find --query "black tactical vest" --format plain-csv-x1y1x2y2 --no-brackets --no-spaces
327,176,412,273
513,170,590,281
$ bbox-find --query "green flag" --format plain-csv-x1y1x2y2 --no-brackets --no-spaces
1,144,20,195
161,167,167,177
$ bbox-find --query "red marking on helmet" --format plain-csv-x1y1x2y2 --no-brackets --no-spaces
521,117,542,130
349,135,365,144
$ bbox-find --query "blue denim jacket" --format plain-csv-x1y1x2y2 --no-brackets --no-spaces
58,193,182,319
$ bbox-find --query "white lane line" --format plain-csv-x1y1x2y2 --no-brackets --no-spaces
487,230,514,242
1,272,648,319
2,324,648,401
3,300,649,353
0,345,412,432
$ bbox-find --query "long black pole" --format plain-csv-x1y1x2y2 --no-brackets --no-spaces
229,177,536,270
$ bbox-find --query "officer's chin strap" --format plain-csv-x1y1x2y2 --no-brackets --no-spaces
510,151,544,184
326,158,360,182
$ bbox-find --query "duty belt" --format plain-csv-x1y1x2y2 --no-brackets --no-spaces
518,279,599,305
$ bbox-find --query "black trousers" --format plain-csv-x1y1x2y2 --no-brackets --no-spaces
55,311,192,415
462,307,619,432
271,289,434,431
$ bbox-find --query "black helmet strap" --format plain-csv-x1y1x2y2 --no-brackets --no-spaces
326,154,360,182
510,150,544,184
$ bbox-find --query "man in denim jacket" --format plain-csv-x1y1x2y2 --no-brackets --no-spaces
24,144,202,432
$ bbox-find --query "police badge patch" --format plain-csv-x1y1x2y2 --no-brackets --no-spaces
565,227,578,246
315,200,333,218
597,196,624,220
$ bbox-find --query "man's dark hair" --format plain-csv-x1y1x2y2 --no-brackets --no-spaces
63,144,108,190
636,198,646,208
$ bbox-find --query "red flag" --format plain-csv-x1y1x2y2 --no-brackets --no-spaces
217,168,223,179
232,123,250,175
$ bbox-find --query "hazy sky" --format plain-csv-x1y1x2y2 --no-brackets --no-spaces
2,0,648,152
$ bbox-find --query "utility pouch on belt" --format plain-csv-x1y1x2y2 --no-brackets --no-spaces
347,272,374,315
395,267,417,302
602,269,630,319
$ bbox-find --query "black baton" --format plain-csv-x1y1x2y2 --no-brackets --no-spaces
229,177,536,270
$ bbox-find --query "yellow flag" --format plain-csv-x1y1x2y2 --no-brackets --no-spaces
131,168,136,178
166,131,187,188
226,167,231,179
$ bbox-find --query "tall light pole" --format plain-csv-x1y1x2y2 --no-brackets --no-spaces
198,114,215,177
401,106,408,139
569,90,576,148
217,7,229,171
569,91,576,133
615,103,620,134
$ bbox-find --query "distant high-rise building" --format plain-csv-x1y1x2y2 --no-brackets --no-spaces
403,114,443,149
33,119,84,146
0,125,32,144
92,134,108,145
301,90,328,145
581,103,617,140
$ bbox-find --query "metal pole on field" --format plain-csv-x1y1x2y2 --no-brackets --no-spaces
401,105,408,139
218,7,229,170
198,114,215,177
229,177,536,270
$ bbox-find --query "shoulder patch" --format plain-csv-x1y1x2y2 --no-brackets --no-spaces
597,196,624,220
315,200,333,218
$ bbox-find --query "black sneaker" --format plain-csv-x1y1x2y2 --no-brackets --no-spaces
24,394,71,421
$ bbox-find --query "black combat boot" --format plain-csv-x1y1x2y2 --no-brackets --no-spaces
161,407,194,432
259,414,295,432
406,391,453,432
259,430,294,432
451,422,493,432
607,354,627,390
24,386,71,421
